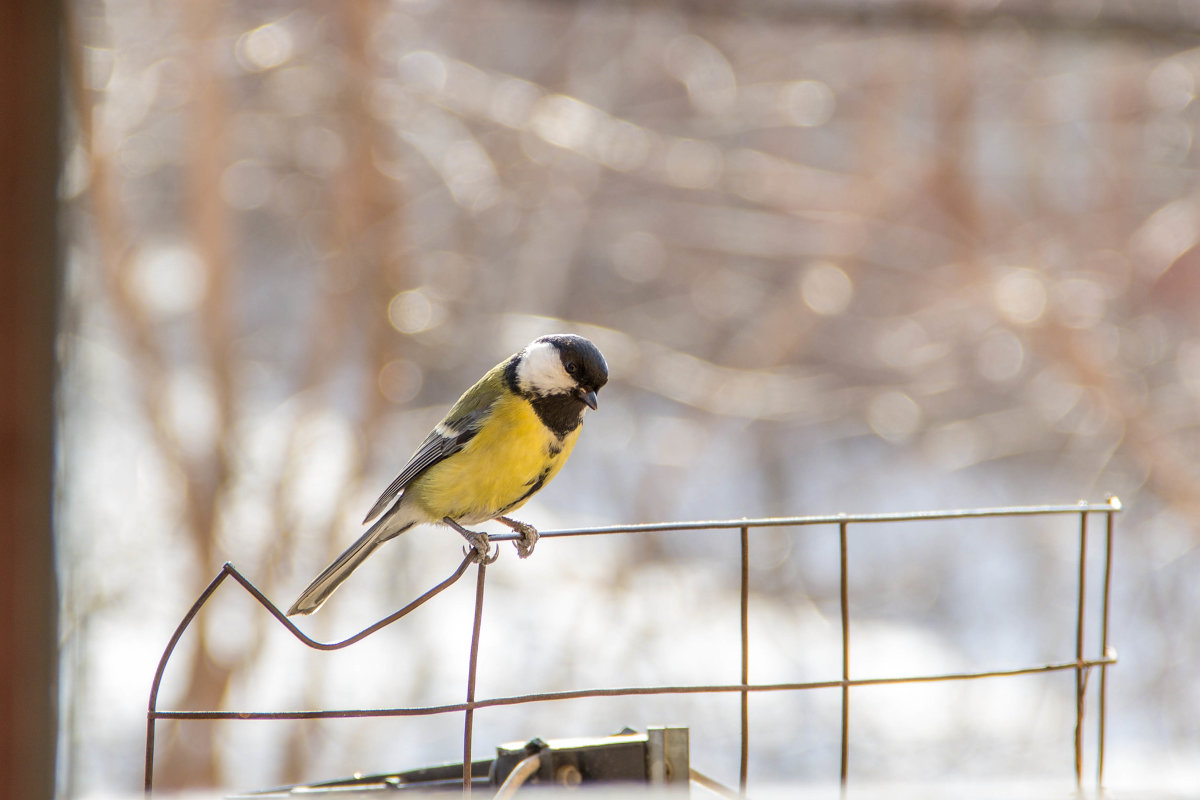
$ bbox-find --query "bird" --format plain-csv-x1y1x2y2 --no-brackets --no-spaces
287,333,608,616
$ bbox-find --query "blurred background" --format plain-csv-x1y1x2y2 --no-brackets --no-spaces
57,0,1200,796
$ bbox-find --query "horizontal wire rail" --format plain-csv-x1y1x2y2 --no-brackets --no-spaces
483,500,1123,537
146,499,1121,796
150,656,1117,721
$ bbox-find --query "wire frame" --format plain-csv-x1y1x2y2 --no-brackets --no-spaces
145,498,1121,796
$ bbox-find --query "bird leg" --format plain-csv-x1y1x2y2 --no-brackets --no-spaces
497,516,539,559
443,517,498,564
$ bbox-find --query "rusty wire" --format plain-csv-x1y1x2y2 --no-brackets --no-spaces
145,498,1121,796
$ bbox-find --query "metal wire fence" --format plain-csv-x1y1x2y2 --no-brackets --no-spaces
145,498,1121,796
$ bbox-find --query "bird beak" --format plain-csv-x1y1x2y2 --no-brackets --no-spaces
576,388,599,410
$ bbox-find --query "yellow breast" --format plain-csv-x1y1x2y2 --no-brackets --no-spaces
406,393,580,525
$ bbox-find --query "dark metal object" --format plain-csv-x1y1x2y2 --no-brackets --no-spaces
233,760,494,796
145,499,1122,795
233,728,688,796
493,727,688,789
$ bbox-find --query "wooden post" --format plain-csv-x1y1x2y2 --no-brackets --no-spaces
0,0,63,797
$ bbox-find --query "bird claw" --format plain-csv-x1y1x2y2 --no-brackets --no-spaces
498,516,539,559
462,539,499,565
445,517,499,564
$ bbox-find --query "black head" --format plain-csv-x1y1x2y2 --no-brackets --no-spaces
543,334,608,405
514,334,609,410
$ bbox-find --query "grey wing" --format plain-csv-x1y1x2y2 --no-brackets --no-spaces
361,409,489,523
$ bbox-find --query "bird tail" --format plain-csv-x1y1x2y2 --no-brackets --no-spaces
287,515,416,616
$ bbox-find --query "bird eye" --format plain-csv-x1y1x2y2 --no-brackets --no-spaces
565,361,578,375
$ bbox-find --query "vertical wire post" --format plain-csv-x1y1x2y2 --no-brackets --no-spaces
1073,509,1088,787
1097,507,1115,785
739,526,750,796
145,716,157,798
838,519,850,788
463,560,488,795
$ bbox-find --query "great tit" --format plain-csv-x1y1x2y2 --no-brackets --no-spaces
287,334,608,616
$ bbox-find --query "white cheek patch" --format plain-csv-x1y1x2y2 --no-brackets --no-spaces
516,340,575,395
